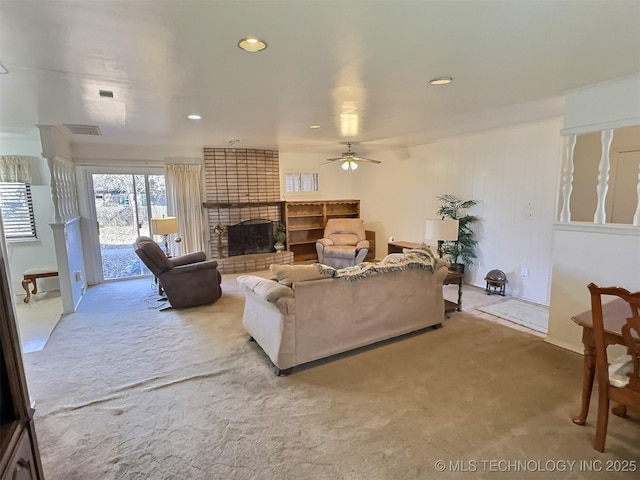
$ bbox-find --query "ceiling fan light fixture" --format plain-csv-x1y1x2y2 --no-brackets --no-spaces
238,37,267,52
341,160,358,171
429,76,453,85
323,142,381,170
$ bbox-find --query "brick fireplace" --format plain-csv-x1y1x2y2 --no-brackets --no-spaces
203,148,293,273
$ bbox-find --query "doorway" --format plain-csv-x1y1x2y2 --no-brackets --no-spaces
91,173,167,280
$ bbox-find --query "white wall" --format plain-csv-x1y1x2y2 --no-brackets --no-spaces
278,151,354,201
563,75,640,135
546,224,640,353
0,138,59,300
354,118,564,305
71,143,203,164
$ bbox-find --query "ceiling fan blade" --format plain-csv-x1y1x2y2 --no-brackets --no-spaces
324,157,345,162
319,159,341,165
354,157,382,164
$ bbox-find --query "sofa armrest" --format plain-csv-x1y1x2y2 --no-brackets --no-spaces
316,238,334,247
355,240,369,250
237,275,294,303
171,251,208,266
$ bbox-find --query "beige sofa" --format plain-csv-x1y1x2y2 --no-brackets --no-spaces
237,249,449,375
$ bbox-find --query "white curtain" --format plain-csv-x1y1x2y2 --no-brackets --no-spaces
0,156,31,183
165,164,205,255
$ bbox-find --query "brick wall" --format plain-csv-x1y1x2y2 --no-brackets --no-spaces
203,148,281,259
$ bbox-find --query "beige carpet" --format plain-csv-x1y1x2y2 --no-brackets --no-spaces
23,275,639,479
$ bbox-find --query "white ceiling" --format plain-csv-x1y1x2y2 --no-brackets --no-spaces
1,0,639,157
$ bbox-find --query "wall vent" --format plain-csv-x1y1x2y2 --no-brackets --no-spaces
98,90,114,98
63,124,102,136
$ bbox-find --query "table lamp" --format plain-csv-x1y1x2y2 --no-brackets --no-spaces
151,216,178,256
425,218,459,258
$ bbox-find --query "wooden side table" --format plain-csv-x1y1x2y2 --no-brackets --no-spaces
387,240,419,254
443,271,464,315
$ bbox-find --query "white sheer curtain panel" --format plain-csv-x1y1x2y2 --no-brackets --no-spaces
165,164,205,255
0,156,31,183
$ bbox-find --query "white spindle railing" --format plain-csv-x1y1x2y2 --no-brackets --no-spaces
559,135,576,222
593,129,613,224
46,156,79,224
560,128,640,226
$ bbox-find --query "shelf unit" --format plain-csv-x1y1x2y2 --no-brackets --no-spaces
284,200,360,262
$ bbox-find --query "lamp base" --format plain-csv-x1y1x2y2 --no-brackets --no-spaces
161,234,171,257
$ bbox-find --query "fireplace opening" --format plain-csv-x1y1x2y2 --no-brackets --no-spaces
227,219,275,256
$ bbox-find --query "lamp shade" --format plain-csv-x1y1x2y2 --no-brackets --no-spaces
151,216,178,235
425,218,459,242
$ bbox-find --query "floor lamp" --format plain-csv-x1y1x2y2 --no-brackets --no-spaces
151,216,178,257
424,218,459,258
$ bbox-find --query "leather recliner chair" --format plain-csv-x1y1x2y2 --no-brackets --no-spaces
134,236,222,309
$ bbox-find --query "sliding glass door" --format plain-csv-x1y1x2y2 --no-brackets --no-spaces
91,173,166,280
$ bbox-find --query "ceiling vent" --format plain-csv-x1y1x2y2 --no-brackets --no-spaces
63,124,102,136
99,89,114,98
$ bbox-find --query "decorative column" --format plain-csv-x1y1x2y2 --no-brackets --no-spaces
593,129,613,224
38,125,85,313
559,135,576,222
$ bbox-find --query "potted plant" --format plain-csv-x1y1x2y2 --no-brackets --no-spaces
274,222,286,252
436,194,479,272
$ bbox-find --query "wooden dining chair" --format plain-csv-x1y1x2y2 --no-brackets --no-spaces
587,283,640,452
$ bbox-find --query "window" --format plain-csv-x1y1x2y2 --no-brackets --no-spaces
284,170,320,193
0,182,37,240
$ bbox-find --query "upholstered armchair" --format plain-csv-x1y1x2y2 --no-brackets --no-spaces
316,218,369,268
134,236,222,309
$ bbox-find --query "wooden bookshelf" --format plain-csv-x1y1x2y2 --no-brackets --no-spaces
284,200,360,262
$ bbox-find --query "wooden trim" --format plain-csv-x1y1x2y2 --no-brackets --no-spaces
203,201,284,209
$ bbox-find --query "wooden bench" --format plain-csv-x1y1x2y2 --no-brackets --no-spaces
21,269,58,303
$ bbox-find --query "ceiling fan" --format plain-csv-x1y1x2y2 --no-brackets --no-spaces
320,143,382,171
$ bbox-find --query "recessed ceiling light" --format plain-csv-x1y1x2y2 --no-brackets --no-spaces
187,114,202,120
237,37,267,52
429,77,453,85
308,125,321,129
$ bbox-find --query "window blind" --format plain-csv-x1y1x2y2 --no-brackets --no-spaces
0,182,37,239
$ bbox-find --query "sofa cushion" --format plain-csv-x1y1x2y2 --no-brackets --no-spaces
237,275,294,302
269,263,334,286
402,242,433,255
323,245,360,259
329,233,361,246
381,253,405,264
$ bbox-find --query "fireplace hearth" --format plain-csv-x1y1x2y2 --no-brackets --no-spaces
227,219,275,256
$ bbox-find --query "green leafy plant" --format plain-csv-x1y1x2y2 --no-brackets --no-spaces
436,194,479,266
274,222,286,246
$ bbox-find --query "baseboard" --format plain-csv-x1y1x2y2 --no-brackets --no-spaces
544,337,583,355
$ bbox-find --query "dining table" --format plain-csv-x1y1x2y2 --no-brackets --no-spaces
570,297,629,425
